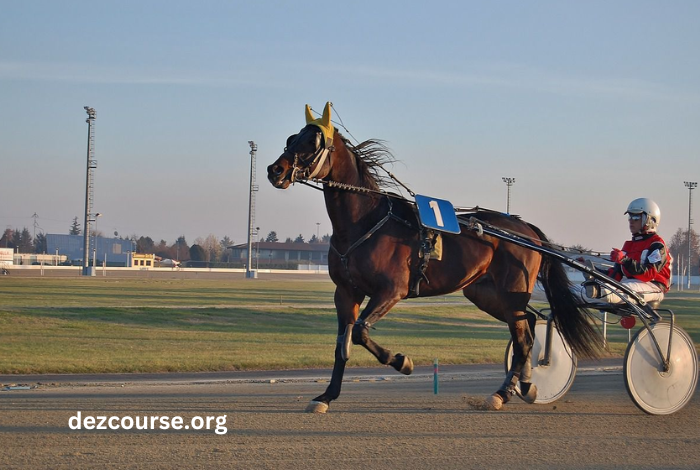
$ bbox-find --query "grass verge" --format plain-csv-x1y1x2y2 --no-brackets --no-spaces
1,277,698,374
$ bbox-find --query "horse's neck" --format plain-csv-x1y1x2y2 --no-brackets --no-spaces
322,145,383,241
323,187,381,227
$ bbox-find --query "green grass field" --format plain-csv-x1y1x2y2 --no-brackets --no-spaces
1,277,698,374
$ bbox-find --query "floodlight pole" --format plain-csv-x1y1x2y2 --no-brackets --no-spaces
685,181,697,289
246,141,258,279
82,106,97,276
502,177,515,214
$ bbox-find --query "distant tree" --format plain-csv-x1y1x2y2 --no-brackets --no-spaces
265,231,279,243
294,234,305,244
322,234,331,243
193,237,203,248
669,228,700,276
12,229,21,248
189,244,206,262
284,237,293,243
568,244,591,255
308,234,319,244
34,232,47,254
219,236,234,263
199,234,222,262
16,228,33,253
171,236,189,261
154,239,170,259
0,229,14,248
136,236,155,254
69,217,81,235
220,235,233,250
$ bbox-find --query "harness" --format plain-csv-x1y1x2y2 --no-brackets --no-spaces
289,131,334,183
413,227,438,297
327,196,432,297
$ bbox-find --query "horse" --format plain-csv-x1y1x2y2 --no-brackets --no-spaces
267,103,602,413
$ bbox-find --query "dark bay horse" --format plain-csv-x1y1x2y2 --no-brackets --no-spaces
267,103,602,413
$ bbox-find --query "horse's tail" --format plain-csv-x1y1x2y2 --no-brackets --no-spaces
528,224,604,359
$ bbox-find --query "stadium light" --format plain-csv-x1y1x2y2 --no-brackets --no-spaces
684,181,697,289
502,177,515,214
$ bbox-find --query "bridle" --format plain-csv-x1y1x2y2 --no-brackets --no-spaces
286,126,334,183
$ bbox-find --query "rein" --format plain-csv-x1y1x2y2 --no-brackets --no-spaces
300,177,605,258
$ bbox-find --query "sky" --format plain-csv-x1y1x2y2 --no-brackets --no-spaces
1,1,699,253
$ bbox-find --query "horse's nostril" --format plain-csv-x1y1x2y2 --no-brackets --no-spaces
267,164,286,180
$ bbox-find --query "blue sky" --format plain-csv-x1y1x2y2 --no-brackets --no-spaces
1,1,698,253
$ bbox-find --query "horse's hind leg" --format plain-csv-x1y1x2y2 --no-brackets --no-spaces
483,305,534,409
504,311,538,404
517,311,537,403
464,281,535,409
352,294,414,375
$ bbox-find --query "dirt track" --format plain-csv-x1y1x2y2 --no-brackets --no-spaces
1,363,699,470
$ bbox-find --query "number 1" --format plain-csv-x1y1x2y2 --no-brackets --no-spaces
429,200,444,227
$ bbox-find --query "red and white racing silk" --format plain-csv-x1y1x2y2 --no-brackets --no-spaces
609,233,671,291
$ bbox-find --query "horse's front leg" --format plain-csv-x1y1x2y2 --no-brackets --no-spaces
351,294,414,375
306,286,363,413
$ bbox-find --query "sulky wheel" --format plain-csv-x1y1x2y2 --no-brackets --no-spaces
505,322,577,404
624,322,698,415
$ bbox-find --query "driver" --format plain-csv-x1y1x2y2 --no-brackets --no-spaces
580,198,671,305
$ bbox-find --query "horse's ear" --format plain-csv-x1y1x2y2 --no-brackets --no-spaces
321,102,332,128
305,105,314,124
304,102,335,144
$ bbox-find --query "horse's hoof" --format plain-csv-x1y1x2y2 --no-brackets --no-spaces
518,382,538,404
394,354,414,375
484,394,504,411
305,400,329,414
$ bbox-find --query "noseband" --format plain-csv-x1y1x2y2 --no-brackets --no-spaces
286,128,334,183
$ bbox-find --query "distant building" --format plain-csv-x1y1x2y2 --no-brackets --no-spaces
131,253,155,268
230,242,329,267
0,248,12,267
46,234,134,265
11,252,68,266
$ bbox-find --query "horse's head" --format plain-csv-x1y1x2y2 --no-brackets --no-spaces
267,103,335,189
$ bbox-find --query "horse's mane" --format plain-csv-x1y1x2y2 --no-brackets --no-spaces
341,134,398,191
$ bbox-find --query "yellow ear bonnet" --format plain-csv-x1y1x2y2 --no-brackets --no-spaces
304,102,334,144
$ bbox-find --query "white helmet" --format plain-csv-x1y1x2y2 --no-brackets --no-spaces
625,198,661,232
